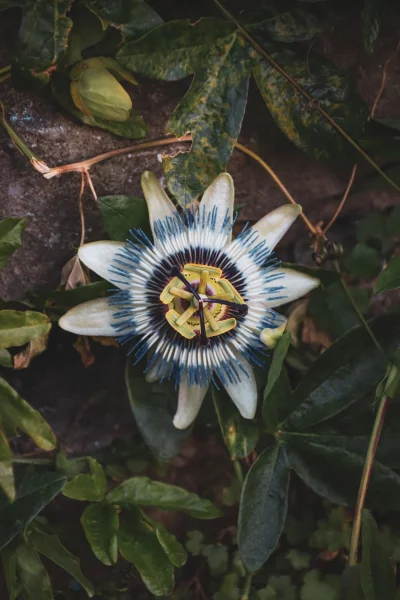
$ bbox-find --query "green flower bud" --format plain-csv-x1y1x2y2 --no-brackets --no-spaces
69,57,137,122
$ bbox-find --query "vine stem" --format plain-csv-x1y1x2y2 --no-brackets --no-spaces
213,0,400,195
241,572,253,600
348,395,389,565
12,457,54,465
0,65,11,75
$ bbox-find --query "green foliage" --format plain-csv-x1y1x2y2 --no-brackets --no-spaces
107,475,222,518
362,0,381,54
62,457,107,501
238,441,290,571
0,471,66,550
98,194,151,241
360,511,397,600
0,217,26,271
212,387,259,459
81,502,119,566
262,332,292,431
374,255,400,294
300,570,340,600
309,506,351,552
0,310,51,348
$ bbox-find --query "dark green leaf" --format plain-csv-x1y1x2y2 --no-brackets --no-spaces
0,377,56,450
300,569,341,600
0,471,66,550
81,502,119,566
344,243,382,279
107,475,222,519
361,510,396,600
238,441,290,571
118,19,251,205
0,425,14,501
281,262,340,287
361,163,400,192
64,3,105,66
356,213,386,246
125,362,189,462
374,255,400,294
98,195,151,241
84,0,163,42
0,218,26,271
26,519,94,597
282,315,400,431
32,280,109,312
142,514,187,568
62,457,107,502
247,7,328,43
342,566,365,600
283,436,400,511
117,506,174,596
15,545,53,600
1,541,22,600
51,72,147,139
0,310,51,348
12,0,73,89
212,387,258,459
262,332,292,432
363,0,380,55
252,45,369,162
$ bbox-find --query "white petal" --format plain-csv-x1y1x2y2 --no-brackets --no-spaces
173,376,208,430
78,241,127,288
223,349,257,419
264,268,320,308
141,171,176,248
59,298,117,336
252,204,301,252
200,173,234,245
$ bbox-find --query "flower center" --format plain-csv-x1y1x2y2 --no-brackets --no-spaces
160,263,247,345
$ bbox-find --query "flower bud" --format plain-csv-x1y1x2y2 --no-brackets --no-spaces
69,57,137,122
260,322,287,349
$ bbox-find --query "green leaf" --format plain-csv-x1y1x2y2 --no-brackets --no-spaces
283,435,400,511
282,315,400,431
81,502,119,566
12,0,73,89
360,510,397,600
202,543,229,577
344,243,382,279
118,19,251,205
51,71,147,139
374,255,400,294
363,0,380,55
214,573,240,600
0,310,51,348
1,541,22,600
107,475,222,519
342,566,365,600
252,44,369,162
0,471,66,550
84,0,163,42
142,514,187,568
300,570,340,600
0,377,56,450
262,332,292,432
62,457,107,502
64,3,105,66
238,441,290,571
0,348,13,367
32,280,109,312
259,574,296,600
98,195,151,241
286,549,311,570
117,506,174,597
185,530,204,556
125,362,190,462
247,7,329,43
356,213,387,246
26,518,95,597
212,387,258,459
309,507,351,551
15,545,53,600
0,425,14,501
0,218,26,271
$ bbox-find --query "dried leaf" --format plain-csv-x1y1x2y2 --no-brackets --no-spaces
14,334,49,370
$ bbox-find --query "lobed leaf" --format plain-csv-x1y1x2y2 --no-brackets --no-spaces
62,457,107,502
98,195,151,241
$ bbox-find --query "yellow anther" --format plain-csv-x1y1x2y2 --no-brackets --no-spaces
176,304,198,326
166,310,196,339
204,307,219,331
198,269,209,295
160,277,184,304
209,292,235,302
184,263,222,279
170,286,193,300
206,318,237,337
